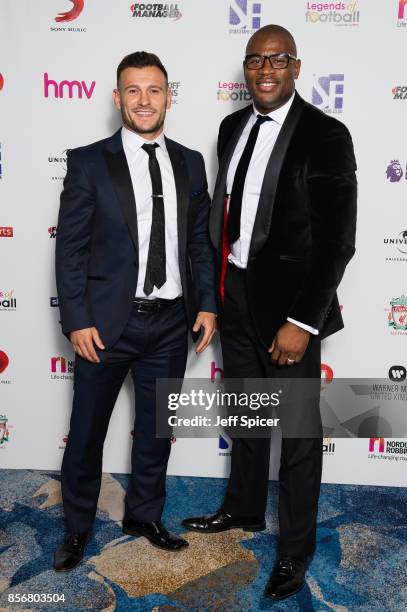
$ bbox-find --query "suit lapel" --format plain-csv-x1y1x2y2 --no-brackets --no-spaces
104,130,139,254
209,106,252,249
165,137,189,269
248,93,304,257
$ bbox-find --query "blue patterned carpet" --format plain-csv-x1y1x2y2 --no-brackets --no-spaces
0,470,406,611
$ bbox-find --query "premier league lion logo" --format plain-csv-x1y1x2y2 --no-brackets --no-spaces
386,160,403,182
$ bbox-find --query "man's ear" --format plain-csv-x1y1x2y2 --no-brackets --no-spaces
166,87,172,110
113,88,121,110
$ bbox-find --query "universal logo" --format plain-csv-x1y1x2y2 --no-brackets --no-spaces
229,0,261,34
305,2,359,26
48,151,68,180
384,230,407,263
51,0,86,32
130,3,182,19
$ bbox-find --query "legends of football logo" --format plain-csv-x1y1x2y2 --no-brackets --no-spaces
229,0,261,34
217,80,252,102
0,290,16,311
312,74,344,114
305,2,359,26
51,0,86,32
130,3,182,19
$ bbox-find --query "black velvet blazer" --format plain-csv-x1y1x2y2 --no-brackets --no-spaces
209,92,357,346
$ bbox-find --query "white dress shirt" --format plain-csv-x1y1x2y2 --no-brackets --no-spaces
122,126,182,299
226,94,318,335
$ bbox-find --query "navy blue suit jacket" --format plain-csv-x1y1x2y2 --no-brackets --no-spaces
56,129,216,348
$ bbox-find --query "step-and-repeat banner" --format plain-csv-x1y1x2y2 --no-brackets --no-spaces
0,1,406,487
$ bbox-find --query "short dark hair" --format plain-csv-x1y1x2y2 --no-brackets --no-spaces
117,51,168,86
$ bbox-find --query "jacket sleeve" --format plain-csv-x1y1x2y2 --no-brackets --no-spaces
188,152,217,314
55,148,96,336
287,122,357,330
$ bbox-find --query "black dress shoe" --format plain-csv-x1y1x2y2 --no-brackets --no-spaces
53,531,90,572
122,518,188,551
264,556,306,600
182,510,266,533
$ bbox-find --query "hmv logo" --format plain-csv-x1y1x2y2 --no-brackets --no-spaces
44,73,96,99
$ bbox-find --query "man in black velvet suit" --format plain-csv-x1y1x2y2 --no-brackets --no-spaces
54,52,217,571
183,25,357,599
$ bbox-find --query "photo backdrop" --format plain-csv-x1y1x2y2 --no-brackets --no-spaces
1,0,406,487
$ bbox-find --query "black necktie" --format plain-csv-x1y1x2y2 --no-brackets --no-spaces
228,115,273,244
142,143,166,295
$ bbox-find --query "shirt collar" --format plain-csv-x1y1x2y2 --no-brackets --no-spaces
252,91,295,125
121,125,167,153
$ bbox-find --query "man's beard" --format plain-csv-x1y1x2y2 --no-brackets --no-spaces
122,108,165,135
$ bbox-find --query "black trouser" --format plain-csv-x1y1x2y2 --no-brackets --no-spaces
220,264,323,559
61,298,188,533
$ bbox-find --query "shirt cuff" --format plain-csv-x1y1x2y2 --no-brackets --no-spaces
287,317,319,335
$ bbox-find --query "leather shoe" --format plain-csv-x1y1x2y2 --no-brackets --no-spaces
264,556,306,600
53,531,90,572
182,510,266,533
122,517,188,551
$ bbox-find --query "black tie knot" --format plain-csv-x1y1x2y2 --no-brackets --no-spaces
142,142,159,156
256,114,273,125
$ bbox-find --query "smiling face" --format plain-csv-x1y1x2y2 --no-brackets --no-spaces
244,29,301,114
113,66,171,140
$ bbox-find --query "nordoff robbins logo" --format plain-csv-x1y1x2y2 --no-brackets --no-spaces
0,414,9,444
389,295,407,330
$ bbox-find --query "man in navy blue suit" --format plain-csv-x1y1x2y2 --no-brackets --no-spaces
54,51,217,571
